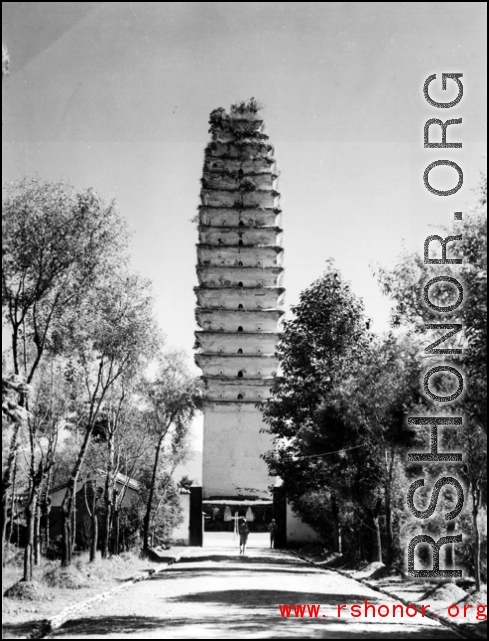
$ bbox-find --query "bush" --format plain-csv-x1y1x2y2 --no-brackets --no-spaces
43,565,90,589
4,580,48,601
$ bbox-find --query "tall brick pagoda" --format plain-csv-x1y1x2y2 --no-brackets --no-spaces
194,99,284,502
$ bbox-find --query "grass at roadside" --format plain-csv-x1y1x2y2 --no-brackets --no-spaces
296,545,487,633
2,547,159,630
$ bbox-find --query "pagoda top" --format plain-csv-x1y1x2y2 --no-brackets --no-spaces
206,98,272,148
209,98,263,125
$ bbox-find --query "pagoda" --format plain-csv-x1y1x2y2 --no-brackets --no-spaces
194,99,284,502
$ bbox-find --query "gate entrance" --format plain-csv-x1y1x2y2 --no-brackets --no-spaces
202,499,273,549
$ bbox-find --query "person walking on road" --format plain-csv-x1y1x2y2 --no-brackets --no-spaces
238,517,249,555
268,518,278,549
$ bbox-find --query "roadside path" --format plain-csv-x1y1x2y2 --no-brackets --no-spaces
46,544,461,639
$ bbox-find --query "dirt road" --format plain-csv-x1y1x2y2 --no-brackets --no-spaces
45,542,461,639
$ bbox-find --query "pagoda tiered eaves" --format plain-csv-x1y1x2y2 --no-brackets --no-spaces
194,100,284,500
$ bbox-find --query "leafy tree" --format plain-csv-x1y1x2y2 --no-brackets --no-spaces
262,265,370,554
133,468,182,548
2,179,129,574
262,265,422,564
92,376,156,559
314,334,421,564
178,475,194,491
262,263,370,440
23,356,73,578
3,178,129,382
375,175,487,435
375,175,487,581
57,271,159,567
140,351,202,550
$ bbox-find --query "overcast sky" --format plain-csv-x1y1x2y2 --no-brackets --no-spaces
2,2,487,453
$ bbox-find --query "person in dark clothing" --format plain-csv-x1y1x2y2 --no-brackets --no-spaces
268,518,278,549
238,517,249,555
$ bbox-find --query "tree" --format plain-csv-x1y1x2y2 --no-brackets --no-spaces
375,175,487,580
375,175,487,435
262,265,422,564
315,334,421,564
2,179,129,573
94,375,154,558
261,265,371,554
463,422,487,591
262,263,371,441
22,356,70,579
2,376,29,559
140,351,202,550
178,475,194,491
58,271,159,567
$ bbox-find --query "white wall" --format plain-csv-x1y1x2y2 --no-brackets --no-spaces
172,492,191,543
203,403,273,499
286,502,320,545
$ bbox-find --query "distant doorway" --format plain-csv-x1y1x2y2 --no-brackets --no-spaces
202,501,273,550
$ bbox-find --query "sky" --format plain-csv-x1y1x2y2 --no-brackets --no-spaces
2,2,487,459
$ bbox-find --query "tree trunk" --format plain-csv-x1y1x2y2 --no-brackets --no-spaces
112,509,120,555
102,505,112,558
2,421,21,558
71,478,77,555
34,494,42,565
472,485,481,592
85,480,98,563
102,434,115,559
42,467,53,555
331,495,342,554
143,436,164,550
7,453,18,547
445,520,456,570
23,465,45,581
42,500,51,556
2,498,9,564
61,422,95,567
89,511,98,563
61,507,72,567
367,502,382,563
23,493,38,582
384,498,392,566
384,449,394,566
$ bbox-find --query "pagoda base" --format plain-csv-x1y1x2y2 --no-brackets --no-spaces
202,402,274,501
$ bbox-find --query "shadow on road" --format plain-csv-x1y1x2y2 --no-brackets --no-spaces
156,567,321,579
46,588,459,639
176,554,305,566
6,555,460,639
167,588,381,607
47,613,458,639
2,619,49,639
